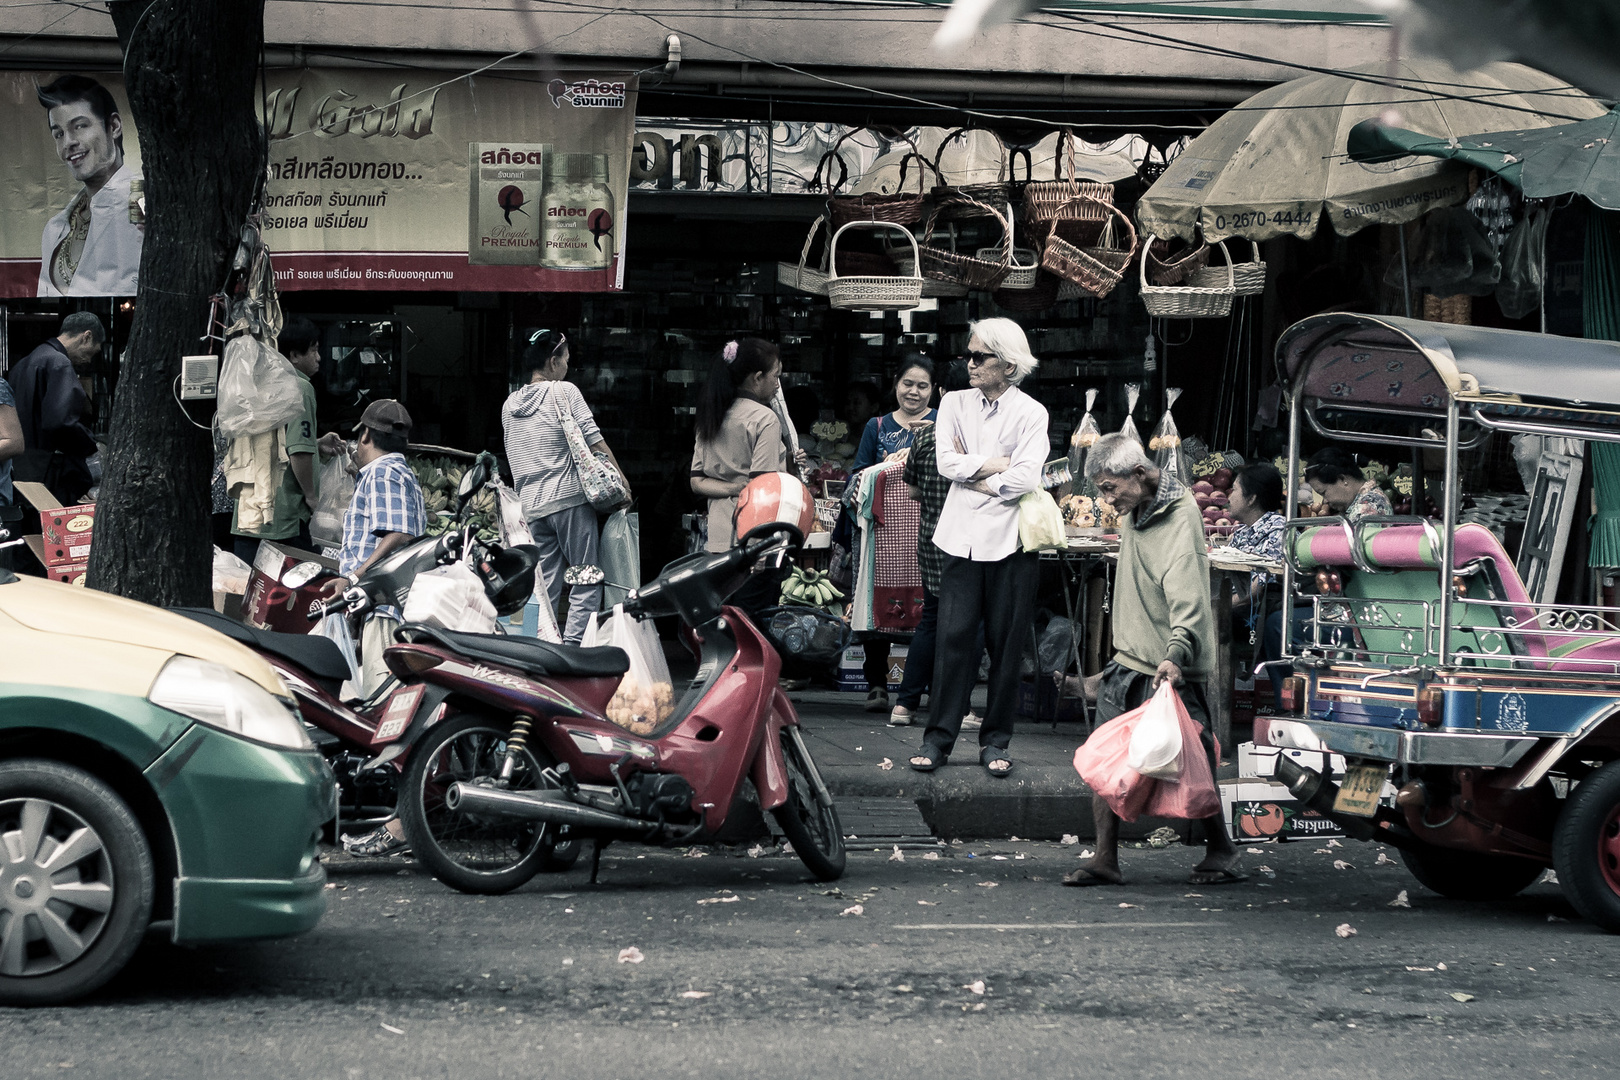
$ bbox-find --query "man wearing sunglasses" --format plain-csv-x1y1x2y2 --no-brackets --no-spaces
908,318,1048,779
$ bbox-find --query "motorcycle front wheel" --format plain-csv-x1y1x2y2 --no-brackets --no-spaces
400,713,577,895
771,727,845,880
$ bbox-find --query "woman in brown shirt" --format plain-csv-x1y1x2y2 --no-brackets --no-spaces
691,338,789,552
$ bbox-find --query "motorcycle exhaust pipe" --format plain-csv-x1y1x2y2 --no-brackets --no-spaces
445,782,655,834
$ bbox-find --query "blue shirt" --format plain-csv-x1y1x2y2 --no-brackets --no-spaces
0,377,14,505
340,452,426,620
852,410,936,474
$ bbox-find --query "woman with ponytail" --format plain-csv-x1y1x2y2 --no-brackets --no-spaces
691,338,788,552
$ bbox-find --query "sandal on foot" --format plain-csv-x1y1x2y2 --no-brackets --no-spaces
1061,866,1123,887
342,825,411,858
909,747,948,772
981,748,1012,777
1189,865,1248,885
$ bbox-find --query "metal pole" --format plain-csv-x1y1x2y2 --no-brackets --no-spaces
1437,398,1461,667
1398,225,1413,319
1282,388,1302,658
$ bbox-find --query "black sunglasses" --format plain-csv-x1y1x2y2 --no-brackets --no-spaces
965,349,1000,366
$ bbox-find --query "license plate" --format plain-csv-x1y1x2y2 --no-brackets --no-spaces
1333,763,1387,817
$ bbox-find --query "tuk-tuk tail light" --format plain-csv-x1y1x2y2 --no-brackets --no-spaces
1417,686,1444,728
1278,676,1308,714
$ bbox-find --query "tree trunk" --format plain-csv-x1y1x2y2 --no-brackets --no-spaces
91,0,267,604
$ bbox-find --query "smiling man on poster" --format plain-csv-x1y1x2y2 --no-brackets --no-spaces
35,74,143,297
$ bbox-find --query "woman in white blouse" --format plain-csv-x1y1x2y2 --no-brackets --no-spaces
909,318,1049,778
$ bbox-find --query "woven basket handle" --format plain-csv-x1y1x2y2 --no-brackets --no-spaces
809,128,865,194
1053,128,1079,189
828,220,921,282
896,152,943,196
800,215,829,275
923,195,1012,268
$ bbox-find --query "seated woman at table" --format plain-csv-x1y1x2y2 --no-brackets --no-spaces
1303,446,1393,522
1226,462,1286,601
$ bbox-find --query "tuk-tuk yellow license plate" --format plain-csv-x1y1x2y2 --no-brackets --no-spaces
1333,764,1387,817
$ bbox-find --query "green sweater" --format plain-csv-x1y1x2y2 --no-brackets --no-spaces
1111,473,1215,682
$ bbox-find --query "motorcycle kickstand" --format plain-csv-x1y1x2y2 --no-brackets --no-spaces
589,838,608,885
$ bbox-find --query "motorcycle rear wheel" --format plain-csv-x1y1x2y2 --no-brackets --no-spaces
771,728,845,880
401,713,577,895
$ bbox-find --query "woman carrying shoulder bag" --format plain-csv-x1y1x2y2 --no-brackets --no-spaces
502,328,629,644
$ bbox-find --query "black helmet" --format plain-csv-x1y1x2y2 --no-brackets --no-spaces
483,544,540,616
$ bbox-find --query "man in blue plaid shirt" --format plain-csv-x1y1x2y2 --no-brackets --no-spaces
325,399,425,693
326,399,425,859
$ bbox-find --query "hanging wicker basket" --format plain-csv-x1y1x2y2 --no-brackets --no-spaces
931,127,1013,207
810,131,933,228
918,195,1013,291
1144,235,1210,286
826,221,923,312
1040,196,1136,299
1188,237,1266,296
777,215,830,296
1139,233,1235,318
1023,130,1117,227
978,245,1041,290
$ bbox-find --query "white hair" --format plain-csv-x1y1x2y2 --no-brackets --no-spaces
969,317,1038,384
1085,432,1157,481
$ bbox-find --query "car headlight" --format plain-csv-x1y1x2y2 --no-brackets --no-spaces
150,655,313,751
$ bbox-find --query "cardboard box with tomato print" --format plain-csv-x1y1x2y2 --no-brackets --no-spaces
1220,782,1345,841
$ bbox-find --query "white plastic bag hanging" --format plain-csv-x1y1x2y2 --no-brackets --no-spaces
211,546,253,595
599,510,640,610
1069,387,1101,483
309,448,355,553
314,613,362,692
1149,387,1192,487
587,604,674,736
401,562,498,634
1126,681,1185,781
216,335,306,439
492,478,562,643
1118,382,1143,447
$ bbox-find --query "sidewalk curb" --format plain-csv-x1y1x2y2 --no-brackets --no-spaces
821,765,1198,842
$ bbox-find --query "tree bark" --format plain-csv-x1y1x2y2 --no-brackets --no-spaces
91,0,267,604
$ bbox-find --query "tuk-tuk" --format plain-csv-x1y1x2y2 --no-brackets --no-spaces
1266,313,1620,930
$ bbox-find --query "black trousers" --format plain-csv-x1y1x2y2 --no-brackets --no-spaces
924,551,1039,759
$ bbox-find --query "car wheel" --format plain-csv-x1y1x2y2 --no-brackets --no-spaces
1553,759,1620,931
1399,842,1543,902
0,759,154,1006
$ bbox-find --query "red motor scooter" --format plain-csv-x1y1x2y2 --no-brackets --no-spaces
388,530,846,893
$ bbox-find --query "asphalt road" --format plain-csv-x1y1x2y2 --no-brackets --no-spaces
5,837,1618,1079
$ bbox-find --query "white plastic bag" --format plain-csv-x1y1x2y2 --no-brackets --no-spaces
310,448,355,552
216,335,307,439
493,478,563,643
1126,681,1185,781
211,546,253,595
585,604,674,736
314,613,362,693
401,562,498,634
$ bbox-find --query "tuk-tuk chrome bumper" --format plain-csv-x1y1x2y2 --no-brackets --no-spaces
1267,718,1539,768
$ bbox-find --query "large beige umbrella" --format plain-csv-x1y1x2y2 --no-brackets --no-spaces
1137,59,1605,243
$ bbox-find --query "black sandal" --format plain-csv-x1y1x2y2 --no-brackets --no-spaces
981,748,1012,777
909,747,948,772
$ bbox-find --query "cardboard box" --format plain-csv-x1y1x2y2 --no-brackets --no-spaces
243,540,340,633
1221,781,1346,841
15,481,94,566
838,645,867,692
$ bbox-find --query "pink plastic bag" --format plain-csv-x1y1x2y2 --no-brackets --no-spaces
1073,684,1220,822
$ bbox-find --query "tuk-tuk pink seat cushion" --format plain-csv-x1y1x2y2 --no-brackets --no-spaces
1293,522,1620,670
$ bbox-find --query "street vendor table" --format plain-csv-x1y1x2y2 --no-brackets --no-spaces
1036,536,1120,730
1206,551,1285,756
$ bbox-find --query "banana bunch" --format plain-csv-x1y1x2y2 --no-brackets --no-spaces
780,567,844,612
425,489,451,514
469,488,497,516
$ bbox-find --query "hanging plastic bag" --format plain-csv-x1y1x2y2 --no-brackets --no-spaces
309,448,355,553
1037,616,1075,676
1074,683,1219,822
1496,206,1549,320
1126,681,1185,780
216,335,306,440
1068,387,1101,492
401,562,498,634
1148,387,1193,487
1118,382,1143,447
599,510,640,610
313,613,362,692
1409,206,1501,296
211,546,253,595
588,604,675,736
493,478,562,643
1018,490,1068,552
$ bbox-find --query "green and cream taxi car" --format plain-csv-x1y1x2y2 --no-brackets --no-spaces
0,575,334,1005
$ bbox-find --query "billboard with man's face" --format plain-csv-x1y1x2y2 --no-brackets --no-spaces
0,68,637,297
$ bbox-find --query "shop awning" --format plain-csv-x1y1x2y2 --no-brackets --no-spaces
1347,108,1620,211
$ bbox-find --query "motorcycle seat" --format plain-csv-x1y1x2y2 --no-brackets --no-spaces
400,624,631,679
172,607,354,687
